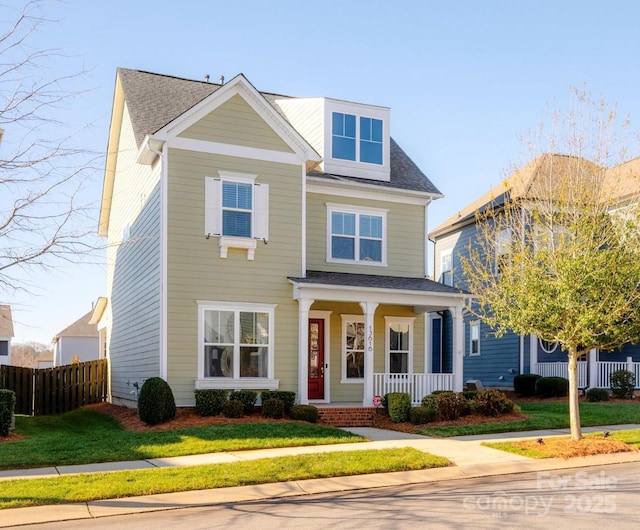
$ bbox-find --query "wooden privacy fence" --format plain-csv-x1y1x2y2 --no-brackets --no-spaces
0,359,108,415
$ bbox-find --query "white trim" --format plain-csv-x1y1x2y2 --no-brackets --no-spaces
340,314,365,384
160,146,168,380
469,320,480,356
301,165,307,275
219,236,257,260
384,316,415,374
307,179,438,205
218,170,258,183
194,378,279,390
326,203,388,266
309,310,332,403
440,249,453,286
539,338,559,354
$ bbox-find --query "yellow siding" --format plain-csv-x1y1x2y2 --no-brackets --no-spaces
179,94,293,153
306,192,426,277
165,148,303,404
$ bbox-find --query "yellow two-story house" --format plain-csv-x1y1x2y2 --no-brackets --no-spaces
95,68,467,414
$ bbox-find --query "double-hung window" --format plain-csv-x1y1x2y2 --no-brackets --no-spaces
495,228,511,276
331,112,383,165
469,320,480,356
328,205,386,265
204,171,269,259
440,250,453,286
342,316,364,381
198,301,277,390
385,317,414,374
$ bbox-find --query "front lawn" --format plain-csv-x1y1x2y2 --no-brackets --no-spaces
0,408,364,470
0,448,450,509
419,401,640,437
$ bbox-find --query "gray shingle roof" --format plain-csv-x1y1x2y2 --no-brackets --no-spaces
116,68,440,195
52,310,98,343
288,270,465,295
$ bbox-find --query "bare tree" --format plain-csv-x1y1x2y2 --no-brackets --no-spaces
462,89,640,440
11,341,52,367
0,1,99,297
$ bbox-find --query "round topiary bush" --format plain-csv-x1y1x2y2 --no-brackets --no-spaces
262,398,284,419
289,404,319,423
138,377,176,426
514,374,542,397
223,399,244,418
610,370,636,399
228,390,258,414
409,405,436,425
387,392,412,423
586,388,610,402
535,376,569,398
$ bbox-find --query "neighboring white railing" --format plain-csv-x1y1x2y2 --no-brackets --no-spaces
534,361,588,388
596,358,640,389
373,373,455,405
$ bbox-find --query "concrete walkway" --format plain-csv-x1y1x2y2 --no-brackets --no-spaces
1,424,639,527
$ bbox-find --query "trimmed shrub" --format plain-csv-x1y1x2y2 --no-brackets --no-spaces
610,370,636,399
535,376,569,398
262,398,284,419
381,393,389,411
420,394,437,419
0,389,16,437
138,377,176,426
228,390,258,414
410,406,436,425
261,391,296,413
387,392,412,423
435,391,469,421
586,388,610,402
194,389,228,416
462,390,478,401
290,404,319,423
472,389,515,417
514,374,542,397
223,399,244,418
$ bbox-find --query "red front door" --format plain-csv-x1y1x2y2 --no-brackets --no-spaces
308,319,324,400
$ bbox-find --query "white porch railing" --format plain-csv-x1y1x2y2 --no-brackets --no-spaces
535,361,588,388
596,360,640,389
373,373,455,405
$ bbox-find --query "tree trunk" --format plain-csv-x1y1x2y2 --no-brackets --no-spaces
567,347,582,440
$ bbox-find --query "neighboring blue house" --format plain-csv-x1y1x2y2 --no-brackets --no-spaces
429,154,640,389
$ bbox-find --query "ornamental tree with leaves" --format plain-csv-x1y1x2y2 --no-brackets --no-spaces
462,91,640,440
0,1,98,296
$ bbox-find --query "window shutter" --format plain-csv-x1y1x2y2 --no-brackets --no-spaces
204,177,221,236
253,183,269,241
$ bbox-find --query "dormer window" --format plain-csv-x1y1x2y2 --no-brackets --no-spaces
331,112,383,166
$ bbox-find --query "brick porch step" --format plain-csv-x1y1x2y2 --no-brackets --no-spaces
316,406,377,427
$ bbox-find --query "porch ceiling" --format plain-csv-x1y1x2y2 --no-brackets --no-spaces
288,270,468,312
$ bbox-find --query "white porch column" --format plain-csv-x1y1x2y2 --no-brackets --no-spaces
451,305,464,392
588,348,598,389
359,301,378,406
529,334,538,374
297,298,314,405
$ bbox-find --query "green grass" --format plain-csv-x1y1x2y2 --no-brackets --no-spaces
1,408,364,470
0,449,450,509
419,402,640,437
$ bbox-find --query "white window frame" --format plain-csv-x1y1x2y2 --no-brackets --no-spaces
384,316,414,374
195,301,278,390
341,315,365,383
204,171,269,260
469,320,480,356
539,338,559,354
326,203,387,266
440,249,453,286
495,228,511,275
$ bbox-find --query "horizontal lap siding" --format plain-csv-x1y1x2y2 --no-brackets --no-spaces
166,149,303,405
107,105,161,406
306,193,425,277
179,94,293,153
273,98,324,153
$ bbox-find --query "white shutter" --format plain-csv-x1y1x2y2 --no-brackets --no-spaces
253,183,269,241
204,177,221,236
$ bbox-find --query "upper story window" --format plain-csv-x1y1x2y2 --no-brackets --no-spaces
205,171,269,260
495,228,511,275
327,204,387,265
469,320,480,356
440,250,453,286
331,112,383,165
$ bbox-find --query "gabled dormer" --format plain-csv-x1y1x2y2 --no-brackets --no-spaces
274,97,391,182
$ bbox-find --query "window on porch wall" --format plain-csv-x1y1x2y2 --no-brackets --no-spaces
342,316,364,381
385,317,414,374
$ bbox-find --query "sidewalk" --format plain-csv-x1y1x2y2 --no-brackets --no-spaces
1,424,639,527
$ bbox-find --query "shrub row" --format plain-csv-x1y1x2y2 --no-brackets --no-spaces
192,389,308,420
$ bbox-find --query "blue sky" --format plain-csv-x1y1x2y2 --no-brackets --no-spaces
5,0,640,344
